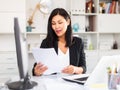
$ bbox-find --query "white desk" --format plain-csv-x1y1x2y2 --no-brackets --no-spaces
0,74,109,90
31,74,109,90
32,74,84,90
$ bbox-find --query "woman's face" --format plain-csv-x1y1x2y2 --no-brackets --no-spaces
51,14,70,37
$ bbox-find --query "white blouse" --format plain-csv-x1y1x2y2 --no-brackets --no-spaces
58,48,70,68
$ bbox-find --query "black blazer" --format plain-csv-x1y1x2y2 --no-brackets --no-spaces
32,37,86,75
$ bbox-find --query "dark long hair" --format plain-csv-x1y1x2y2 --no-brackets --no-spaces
46,8,73,47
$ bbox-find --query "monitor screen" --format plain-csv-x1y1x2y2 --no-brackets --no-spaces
14,17,28,79
7,17,37,90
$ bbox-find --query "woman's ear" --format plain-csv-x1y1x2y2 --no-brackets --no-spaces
67,19,70,26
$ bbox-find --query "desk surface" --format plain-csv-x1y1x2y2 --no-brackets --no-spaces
31,74,109,90
32,74,84,90
0,73,109,90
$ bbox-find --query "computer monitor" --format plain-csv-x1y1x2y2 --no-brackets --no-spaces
7,17,37,90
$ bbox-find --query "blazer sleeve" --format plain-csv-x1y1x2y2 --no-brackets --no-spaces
70,37,86,73
32,63,37,76
79,40,86,73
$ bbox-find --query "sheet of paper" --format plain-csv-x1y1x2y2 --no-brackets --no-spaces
32,48,66,75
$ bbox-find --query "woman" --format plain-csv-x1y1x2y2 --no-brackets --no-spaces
33,8,86,76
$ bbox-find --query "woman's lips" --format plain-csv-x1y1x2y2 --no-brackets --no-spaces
56,30,61,34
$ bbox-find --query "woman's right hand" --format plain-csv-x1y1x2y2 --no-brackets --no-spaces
34,62,48,76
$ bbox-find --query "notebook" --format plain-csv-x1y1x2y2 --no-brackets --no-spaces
62,55,120,86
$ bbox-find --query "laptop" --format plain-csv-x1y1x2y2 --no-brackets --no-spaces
62,74,89,85
62,55,120,86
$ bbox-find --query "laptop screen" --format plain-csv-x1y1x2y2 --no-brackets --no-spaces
62,55,120,86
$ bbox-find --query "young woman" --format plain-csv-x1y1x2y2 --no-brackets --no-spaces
33,8,86,76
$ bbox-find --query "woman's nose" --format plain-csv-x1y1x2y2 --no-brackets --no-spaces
55,23,59,29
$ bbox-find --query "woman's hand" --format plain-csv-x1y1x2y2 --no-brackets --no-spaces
62,65,83,74
34,62,48,76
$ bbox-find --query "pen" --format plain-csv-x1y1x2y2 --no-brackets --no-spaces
117,64,120,73
51,72,57,75
113,64,118,74
107,67,112,74
43,72,58,76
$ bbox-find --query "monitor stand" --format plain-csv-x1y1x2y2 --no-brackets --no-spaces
6,74,37,90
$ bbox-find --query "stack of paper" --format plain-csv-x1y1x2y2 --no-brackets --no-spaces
32,48,67,75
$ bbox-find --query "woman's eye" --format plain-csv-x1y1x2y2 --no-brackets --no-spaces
59,22,63,24
52,23,55,25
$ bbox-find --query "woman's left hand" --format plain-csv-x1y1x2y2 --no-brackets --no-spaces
62,65,83,74
62,65,75,74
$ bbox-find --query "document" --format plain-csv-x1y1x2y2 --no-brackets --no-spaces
32,48,65,75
